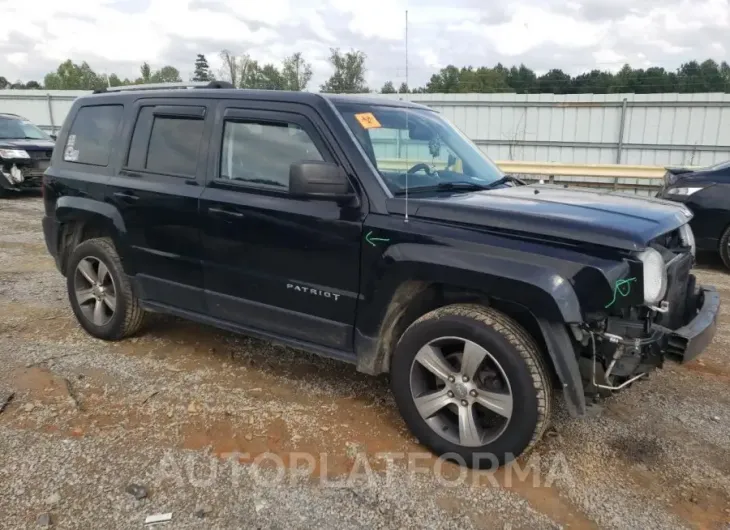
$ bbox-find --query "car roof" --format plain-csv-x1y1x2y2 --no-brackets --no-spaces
0,113,25,120
81,88,432,110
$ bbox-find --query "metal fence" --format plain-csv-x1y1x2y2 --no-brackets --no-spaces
2,89,729,169
0,90,88,134
376,92,730,167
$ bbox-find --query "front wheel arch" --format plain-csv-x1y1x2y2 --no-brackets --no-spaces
389,303,553,468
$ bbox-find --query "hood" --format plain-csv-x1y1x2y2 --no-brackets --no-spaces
390,184,693,251
0,138,55,150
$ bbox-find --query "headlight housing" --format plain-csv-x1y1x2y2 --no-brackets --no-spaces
679,223,696,256
637,248,667,305
0,148,30,159
667,186,703,196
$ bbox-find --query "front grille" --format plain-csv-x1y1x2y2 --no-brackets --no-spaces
658,252,693,329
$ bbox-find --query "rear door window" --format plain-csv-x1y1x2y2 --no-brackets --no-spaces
64,105,123,166
126,106,205,178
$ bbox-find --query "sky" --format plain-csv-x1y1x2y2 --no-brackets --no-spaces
1,0,728,90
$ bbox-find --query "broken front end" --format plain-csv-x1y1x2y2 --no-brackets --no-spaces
0,148,53,191
575,223,720,399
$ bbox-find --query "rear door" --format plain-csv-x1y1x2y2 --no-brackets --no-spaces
107,98,214,312
199,102,366,350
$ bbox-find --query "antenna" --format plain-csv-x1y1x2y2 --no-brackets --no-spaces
404,9,409,223
406,9,408,94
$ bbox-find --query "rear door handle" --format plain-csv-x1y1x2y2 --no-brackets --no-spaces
113,191,139,202
208,207,245,219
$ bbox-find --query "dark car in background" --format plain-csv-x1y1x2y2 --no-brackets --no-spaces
658,161,730,268
0,113,55,195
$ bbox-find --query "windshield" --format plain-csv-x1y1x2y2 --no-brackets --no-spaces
334,102,504,195
0,117,51,140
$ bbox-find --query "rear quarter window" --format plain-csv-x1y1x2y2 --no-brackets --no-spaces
64,105,123,166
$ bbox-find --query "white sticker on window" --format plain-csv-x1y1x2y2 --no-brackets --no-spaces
67,134,76,147
64,145,79,161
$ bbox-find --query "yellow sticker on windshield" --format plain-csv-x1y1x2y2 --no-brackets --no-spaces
354,112,381,129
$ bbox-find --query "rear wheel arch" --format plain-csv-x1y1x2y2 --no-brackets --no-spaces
55,202,126,275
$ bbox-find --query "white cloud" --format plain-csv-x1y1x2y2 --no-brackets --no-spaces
0,0,727,89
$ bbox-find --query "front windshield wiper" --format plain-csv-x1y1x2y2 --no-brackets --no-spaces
485,175,526,189
394,181,490,196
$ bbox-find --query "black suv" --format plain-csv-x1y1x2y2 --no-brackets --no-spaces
657,161,730,268
41,82,720,468
0,113,55,194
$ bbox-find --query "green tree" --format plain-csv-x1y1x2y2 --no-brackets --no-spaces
281,52,312,91
43,60,106,90
139,62,152,83
107,73,132,87
241,62,286,90
571,70,615,93
536,69,572,94
506,65,537,93
398,82,410,93
721,61,730,84
24,80,41,89
0,76,8,89
380,81,396,93
150,66,182,83
425,65,511,93
425,65,461,92
320,48,368,93
460,66,512,93
192,54,213,82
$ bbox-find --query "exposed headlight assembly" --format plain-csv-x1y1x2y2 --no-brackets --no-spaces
679,223,696,256
667,186,703,196
0,148,30,159
637,248,667,305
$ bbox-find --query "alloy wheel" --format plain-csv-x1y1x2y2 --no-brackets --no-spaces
74,256,117,327
409,336,513,447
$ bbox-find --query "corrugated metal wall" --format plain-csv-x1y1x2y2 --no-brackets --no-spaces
2,90,730,167
376,92,730,167
0,90,87,133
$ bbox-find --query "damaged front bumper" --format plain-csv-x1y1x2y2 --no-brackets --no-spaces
664,286,720,363
582,279,720,397
1,161,47,191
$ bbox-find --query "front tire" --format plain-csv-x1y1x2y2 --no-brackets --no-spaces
66,237,145,340
390,304,552,468
719,225,730,270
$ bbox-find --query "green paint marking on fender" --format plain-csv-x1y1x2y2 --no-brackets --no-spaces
604,277,637,308
365,231,390,247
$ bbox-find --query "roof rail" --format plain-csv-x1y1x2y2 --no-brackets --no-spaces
99,80,235,93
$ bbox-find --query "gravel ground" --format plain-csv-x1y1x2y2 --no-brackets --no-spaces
1,195,729,530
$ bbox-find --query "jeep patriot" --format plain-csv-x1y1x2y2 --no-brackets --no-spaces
41,81,720,467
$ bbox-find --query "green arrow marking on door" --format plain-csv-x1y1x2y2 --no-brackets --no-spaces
365,231,390,247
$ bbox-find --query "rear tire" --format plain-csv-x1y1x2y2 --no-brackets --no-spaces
390,304,552,469
719,225,730,270
66,237,145,340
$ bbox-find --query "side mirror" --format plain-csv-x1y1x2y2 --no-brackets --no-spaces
289,161,354,201
49,134,57,141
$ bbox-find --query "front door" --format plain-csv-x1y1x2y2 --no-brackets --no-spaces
200,104,365,350
107,100,214,312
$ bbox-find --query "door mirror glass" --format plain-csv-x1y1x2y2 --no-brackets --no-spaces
289,161,353,200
